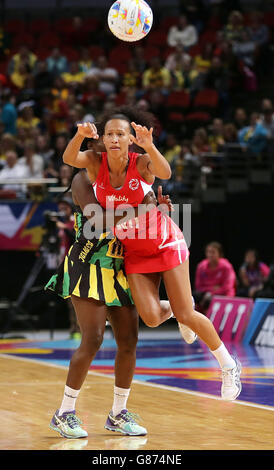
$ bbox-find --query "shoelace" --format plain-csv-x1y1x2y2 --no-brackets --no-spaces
66,414,82,428
221,368,235,386
122,411,142,423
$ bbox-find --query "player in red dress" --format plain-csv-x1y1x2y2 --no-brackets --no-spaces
63,106,242,401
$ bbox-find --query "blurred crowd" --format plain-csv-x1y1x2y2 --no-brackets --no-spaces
0,4,273,198
193,242,274,312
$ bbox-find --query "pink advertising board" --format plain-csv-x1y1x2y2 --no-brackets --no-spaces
206,296,254,342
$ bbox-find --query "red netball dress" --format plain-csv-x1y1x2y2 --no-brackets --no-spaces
93,152,189,274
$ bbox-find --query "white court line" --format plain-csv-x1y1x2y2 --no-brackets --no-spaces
1,353,274,413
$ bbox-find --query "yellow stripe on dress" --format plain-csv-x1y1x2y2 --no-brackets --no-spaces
101,268,118,304
72,274,82,297
116,269,130,291
88,264,99,300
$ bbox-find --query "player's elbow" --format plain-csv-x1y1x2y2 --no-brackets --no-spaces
160,167,172,180
63,152,70,164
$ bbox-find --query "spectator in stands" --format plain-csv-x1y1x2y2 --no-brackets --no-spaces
50,133,69,171
247,11,269,48
132,46,147,73
214,37,242,90
51,75,69,102
86,55,119,96
194,43,213,74
142,57,171,93
79,47,93,73
17,140,44,178
15,127,27,157
162,134,182,163
122,58,141,90
7,45,37,76
46,47,68,77
35,133,54,166
234,107,248,130
33,60,54,94
205,56,230,116
222,10,245,43
194,241,236,312
260,98,274,120
165,44,191,72
16,105,40,137
57,164,73,188
61,60,86,87
170,139,199,181
1,91,17,135
254,261,274,299
0,133,18,164
181,56,202,93
167,15,198,50
260,107,274,139
40,89,69,135
208,118,225,152
205,55,229,91
232,29,257,68
191,127,210,156
80,76,105,113
10,62,30,90
238,111,268,154
181,139,200,166
223,123,238,144
0,150,26,197
237,249,270,298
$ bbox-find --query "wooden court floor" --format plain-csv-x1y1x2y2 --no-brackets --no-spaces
0,354,273,451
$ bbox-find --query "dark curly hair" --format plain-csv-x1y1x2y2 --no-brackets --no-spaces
96,105,156,136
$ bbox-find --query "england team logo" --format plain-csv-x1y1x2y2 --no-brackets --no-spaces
129,178,139,190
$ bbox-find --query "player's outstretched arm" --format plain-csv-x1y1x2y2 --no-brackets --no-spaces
63,122,99,169
131,122,171,180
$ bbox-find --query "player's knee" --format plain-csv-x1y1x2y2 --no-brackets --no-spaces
140,303,162,327
81,331,104,355
116,331,138,352
142,314,160,328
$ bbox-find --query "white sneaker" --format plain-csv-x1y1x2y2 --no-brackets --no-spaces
221,357,242,401
178,322,197,344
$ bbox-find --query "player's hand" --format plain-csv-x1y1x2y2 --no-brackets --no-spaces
131,122,153,151
77,122,99,139
157,185,174,212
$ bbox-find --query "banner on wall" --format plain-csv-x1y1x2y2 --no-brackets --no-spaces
243,299,274,347
206,296,254,342
0,201,56,251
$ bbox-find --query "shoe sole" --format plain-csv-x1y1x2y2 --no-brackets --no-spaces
104,424,147,436
49,423,88,439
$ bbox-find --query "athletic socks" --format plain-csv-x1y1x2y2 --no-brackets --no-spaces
58,385,80,415
211,342,236,370
112,386,130,417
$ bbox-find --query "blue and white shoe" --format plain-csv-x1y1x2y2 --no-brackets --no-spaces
50,409,88,439
221,357,242,401
104,409,147,436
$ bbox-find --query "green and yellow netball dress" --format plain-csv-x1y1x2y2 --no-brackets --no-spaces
45,206,133,307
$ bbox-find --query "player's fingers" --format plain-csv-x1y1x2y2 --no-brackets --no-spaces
157,185,163,198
